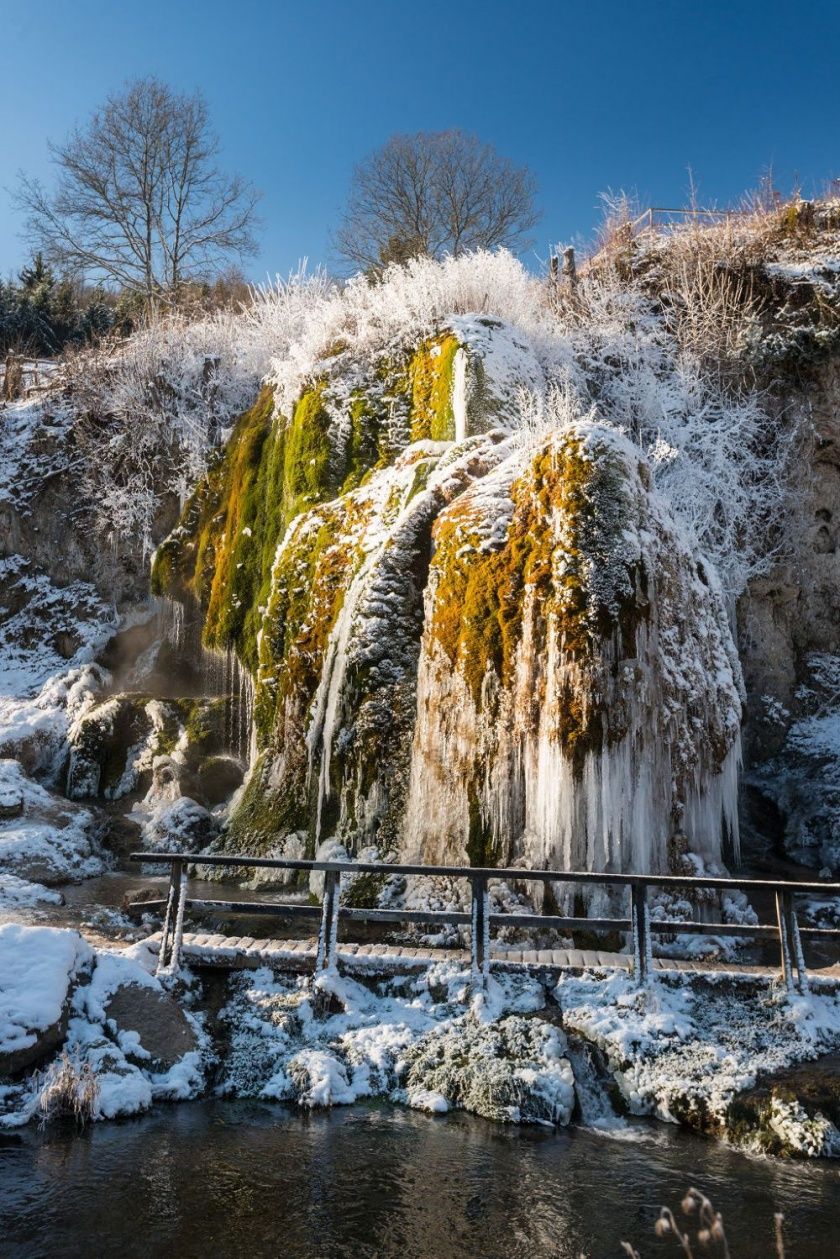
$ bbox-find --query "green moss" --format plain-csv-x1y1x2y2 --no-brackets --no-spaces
409,334,459,441
466,780,499,867
341,870,388,909
282,384,333,522
222,753,311,854
181,697,228,757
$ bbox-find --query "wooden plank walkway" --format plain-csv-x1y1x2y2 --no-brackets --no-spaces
151,931,840,984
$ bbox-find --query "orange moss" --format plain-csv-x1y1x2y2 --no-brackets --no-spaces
428,433,646,756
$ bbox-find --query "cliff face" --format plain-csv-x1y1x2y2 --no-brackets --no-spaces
153,318,743,875
739,356,840,869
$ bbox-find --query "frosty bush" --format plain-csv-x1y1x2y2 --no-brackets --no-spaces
68,305,267,554
545,271,799,602
64,227,806,592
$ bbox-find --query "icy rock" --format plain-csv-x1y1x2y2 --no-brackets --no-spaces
0,759,107,885
309,838,350,899
404,422,743,876
0,786,23,819
0,924,92,1076
0,873,63,911
140,796,219,855
403,1016,574,1125
195,755,244,806
749,653,840,871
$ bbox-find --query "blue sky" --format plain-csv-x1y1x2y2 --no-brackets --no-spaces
1,0,838,281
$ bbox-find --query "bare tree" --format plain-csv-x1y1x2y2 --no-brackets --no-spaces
16,77,260,314
335,130,540,272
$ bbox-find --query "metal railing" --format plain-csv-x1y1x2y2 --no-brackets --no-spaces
628,207,749,235
131,852,840,992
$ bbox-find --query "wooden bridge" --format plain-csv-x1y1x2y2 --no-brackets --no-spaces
131,852,840,993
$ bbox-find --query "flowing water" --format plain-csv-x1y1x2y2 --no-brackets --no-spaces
1,1102,838,1259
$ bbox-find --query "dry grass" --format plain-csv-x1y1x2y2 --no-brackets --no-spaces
36,1051,99,1129
619,1186,786,1258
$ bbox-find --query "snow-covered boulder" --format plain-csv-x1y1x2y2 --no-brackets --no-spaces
0,924,92,1075
138,795,219,856
82,952,199,1073
402,1015,574,1124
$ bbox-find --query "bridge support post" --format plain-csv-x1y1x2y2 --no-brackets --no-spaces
631,884,652,986
169,861,189,975
775,891,795,993
470,876,490,982
156,860,182,974
316,869,341,972
776,891,809,994
156,860,186,976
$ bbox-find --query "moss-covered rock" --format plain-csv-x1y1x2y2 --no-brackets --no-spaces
403,422,743,873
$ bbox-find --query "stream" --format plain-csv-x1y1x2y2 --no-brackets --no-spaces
1,1101,839,1258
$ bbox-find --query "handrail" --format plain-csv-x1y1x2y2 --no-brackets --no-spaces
129,852,840,896
627,206,750,234
131,852,840,993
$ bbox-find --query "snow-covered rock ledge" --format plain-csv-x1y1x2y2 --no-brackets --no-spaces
554,969,840,1157
3,926,840,1157
0,924,205,1125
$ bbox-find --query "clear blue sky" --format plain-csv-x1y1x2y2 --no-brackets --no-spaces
1,0,838,281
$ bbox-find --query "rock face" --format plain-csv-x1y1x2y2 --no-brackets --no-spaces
739,357,840,869
0,759,106,885
740,358,840,760
154,321,743,876
0,395,169,604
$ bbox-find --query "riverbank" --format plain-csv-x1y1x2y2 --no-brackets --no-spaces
3,920,840,1160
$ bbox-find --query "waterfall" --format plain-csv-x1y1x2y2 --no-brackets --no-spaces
566,1040,627,1132
157,596,255,767
402,423,743,879
203,645,255,766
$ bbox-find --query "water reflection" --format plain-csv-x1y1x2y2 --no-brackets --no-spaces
1,1102,839,1258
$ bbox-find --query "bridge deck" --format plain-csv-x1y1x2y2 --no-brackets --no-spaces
155,931,840,984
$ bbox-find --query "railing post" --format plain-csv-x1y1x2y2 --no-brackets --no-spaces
787,896,810,994
167,860,188,976
775,891,795,993
315,868,341,972
777,890,809,994
470,876,490,982
631,883,651,986
156,859,180,975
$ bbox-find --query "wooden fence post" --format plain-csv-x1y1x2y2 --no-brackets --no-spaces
775,891,795,992
787,896,810,994
470,876,490,981
315,869,341,971
168,860,188,975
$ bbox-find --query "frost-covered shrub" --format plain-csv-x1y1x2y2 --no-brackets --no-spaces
545,274,799,602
